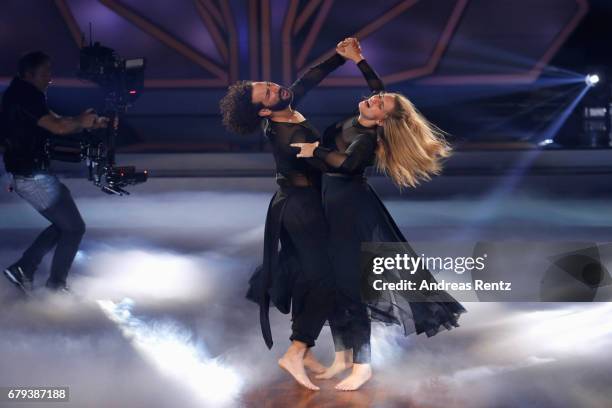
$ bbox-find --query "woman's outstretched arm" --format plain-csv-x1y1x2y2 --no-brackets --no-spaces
293,134,377,174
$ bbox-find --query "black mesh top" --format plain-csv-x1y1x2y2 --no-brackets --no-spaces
263,53,346,186
313,60,385,176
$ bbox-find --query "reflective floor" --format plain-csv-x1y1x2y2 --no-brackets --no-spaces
0,178,611,407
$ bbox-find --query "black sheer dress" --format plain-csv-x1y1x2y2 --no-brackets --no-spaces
246,53,346,349
313,61,467,363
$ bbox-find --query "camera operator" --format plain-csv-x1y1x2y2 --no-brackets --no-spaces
2,51,108,295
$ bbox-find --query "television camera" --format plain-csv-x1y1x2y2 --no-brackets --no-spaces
45,42,148,195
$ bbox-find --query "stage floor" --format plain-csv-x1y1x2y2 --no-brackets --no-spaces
0,178,611,407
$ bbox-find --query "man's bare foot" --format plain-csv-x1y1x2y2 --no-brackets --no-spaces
278,341,320,391
303,349,326,374
335,363,372,391
315,350,353,380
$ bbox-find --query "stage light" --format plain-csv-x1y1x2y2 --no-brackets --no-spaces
585,74,600,87
537,139,555,147
98,298,242,405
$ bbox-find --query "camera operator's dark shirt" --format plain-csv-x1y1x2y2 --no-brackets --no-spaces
2,77,51,175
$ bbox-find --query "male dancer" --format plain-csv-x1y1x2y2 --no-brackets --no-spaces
220,39,362,390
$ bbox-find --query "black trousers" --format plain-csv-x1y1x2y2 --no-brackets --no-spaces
13,181,85,288
330,301,371,364
323,175,376,364
281,187,335,347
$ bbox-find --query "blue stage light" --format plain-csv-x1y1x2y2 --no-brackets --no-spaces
585,74,600,87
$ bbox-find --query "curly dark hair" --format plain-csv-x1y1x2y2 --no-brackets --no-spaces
219,81,264,135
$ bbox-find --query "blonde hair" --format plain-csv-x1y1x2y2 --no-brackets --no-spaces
376,93,452,189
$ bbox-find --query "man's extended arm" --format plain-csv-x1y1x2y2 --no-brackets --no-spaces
38,109,108,135
290,51,346,106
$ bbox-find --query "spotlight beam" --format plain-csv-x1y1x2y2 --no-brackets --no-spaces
534,85,591,143
452,84,592,240
98,298,242,406
475,84,586,136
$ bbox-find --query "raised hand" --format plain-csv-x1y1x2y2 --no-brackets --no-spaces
336,37,364,63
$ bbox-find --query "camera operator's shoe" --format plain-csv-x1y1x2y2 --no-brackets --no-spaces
45,283,73,296
3,265,33,295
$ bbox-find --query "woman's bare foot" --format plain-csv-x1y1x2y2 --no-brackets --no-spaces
278,341,320,390
335,363,372,391
315,350,353,380
303,349,326,374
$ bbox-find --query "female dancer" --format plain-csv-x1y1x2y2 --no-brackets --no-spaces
292,38,466,391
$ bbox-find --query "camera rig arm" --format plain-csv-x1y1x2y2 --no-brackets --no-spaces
87,111,147,195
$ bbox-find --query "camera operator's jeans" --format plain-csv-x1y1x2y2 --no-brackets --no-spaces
10,173,85,289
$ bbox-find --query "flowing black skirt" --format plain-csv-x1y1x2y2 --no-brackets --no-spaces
322,173,466,338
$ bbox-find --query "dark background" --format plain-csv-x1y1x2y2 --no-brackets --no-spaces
1,0,611,152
